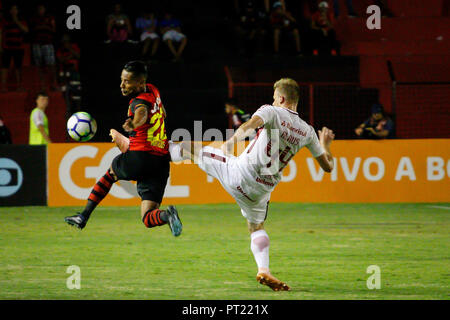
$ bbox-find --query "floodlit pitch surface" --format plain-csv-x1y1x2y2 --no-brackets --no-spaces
0,203,448,299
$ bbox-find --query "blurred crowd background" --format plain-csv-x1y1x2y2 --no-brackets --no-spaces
0,0,449,144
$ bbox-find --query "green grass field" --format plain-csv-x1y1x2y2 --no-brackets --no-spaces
0,203,448,300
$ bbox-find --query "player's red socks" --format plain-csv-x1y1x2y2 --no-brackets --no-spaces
88,170,115,204
142,209,167,228
80,170,116,219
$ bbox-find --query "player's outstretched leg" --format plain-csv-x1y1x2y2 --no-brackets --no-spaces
110,129,129,153
169,140,203,163
64,168,117,229
142,205,182,237
250,227,290,291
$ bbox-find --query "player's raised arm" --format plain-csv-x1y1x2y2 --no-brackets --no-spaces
314,127,335,173
123,105,148,132
222,115,264,155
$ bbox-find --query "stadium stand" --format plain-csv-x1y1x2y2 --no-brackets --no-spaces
227,0,450,139
2,0,448,143
0,43,71,144
0,1,81,144
0,91,67,144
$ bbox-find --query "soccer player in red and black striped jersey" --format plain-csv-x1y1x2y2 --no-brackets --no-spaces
65,61,182,236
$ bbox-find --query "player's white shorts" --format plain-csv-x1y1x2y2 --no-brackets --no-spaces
198,146,273,224
162,30,186,42
140,31,159,41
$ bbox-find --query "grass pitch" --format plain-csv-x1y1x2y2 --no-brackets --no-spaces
0,203,448,300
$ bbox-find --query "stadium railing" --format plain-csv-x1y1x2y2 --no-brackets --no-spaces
226,65,450,139
387,60,450,139
224,66,378,139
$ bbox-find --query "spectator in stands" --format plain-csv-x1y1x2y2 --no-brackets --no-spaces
30,4,58,91
56,34,80,90
106,3,133,44
225,98,251,130
354,103,394,139
160,13,187,62
333,0,357,18
234,1,267,57
270,1,302,56
29,91,51,145
310,1,340,55
57,35,81,112
135,10,159,61
0,114,12,144
0,4,28,92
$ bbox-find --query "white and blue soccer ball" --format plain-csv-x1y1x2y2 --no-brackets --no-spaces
67,112,97,142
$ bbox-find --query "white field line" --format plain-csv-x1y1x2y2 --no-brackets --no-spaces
427,205,450,210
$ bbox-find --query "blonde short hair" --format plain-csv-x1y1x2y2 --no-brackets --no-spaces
273,78,300,105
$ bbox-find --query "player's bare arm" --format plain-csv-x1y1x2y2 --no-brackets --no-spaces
123,105,148,132
315,127,335,173
37,124,52,143
366,127,389,138
222,115,264,155
355,123,365,136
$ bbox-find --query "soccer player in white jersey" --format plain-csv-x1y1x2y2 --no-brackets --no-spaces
169,78,336,291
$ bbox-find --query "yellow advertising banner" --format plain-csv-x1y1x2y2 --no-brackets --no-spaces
47,139,450,207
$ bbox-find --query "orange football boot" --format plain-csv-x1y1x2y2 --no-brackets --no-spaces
256,273,291,291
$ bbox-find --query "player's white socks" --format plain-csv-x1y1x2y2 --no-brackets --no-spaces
250,229,270,273
168,141,185,162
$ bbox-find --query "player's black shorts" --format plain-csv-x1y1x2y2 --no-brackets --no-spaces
111,150,170,203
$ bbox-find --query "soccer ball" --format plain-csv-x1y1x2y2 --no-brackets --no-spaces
67,112,97,142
